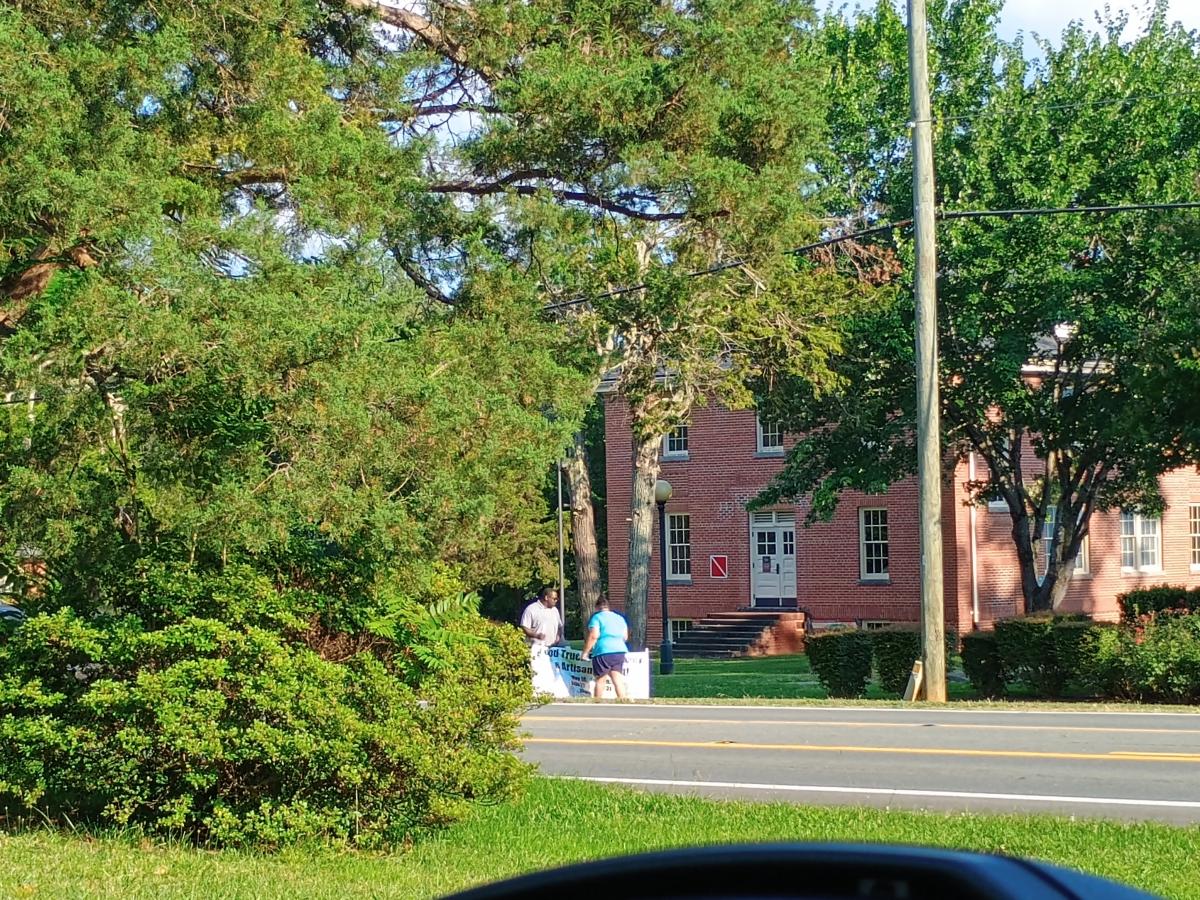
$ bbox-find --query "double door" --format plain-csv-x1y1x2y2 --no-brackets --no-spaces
750,511,797,607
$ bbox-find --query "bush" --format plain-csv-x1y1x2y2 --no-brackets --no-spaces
869,627,957,697
961,631,1006,697
807,629,874,698
993,614,1090,697
1104,612,1200,703
0,566,532,848
1050,619,1118,696
1117,585,1200,622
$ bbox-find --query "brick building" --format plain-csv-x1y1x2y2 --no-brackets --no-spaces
603,395,1200,644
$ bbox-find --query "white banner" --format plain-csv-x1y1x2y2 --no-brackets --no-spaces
531,645,651,699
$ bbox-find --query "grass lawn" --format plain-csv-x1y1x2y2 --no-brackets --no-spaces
651,653,978,700
4,778,1198,899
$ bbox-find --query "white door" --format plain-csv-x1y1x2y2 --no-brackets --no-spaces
750,512,798,606
752,526,782,603
780,523,797,600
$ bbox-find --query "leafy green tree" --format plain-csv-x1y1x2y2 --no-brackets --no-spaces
0,0,592,843
759,1,1200,613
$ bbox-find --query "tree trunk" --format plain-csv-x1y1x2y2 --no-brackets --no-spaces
625,428,661,650
562,432,601,627
1012,511,1046,614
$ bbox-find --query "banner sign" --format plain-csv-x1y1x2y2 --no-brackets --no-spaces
530,645,651,699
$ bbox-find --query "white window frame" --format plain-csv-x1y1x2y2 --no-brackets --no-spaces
1190,503,1200,573
1040,506,1089,579
669,618,694,642
1120,511,1162,574
667,513,692,581
662,425,689,460
756,415,784,455
858,507,889,582
862,620,891,631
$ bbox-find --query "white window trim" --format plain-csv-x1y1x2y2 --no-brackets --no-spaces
858,507,890,582
1190,503,1200,573
1120,511,1163,574
756,415,784,456
662,425,689,461
1040,506,1090,579
667,512,692,582
669,618,694,642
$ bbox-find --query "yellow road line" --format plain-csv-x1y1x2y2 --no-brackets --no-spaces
525,737,1200,763
523,714,1200,736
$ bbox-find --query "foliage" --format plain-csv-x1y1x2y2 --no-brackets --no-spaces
1117,585,1200,622
0,566,532,847
960,631,1006,698
805,629,874,698
991,615,1096,697
869,626,955,696
758,1,1200,613
1098,612,1200,704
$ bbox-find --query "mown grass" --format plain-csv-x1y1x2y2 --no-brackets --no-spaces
3,778,1197,899
650,653,978,700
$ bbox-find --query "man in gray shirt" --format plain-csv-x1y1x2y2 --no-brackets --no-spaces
520,587,564,649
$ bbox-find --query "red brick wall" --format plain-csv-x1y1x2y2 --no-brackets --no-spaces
966,463,1200,623
604,396,1200,641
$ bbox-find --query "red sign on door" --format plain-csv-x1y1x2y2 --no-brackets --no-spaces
709,555,729,579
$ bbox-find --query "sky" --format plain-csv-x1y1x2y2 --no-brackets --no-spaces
825,0,1200,55
996,0,1200,47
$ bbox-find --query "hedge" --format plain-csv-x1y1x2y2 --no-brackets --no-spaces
961,631,1005,697
1117,585,1200,622
870,627,957,697
806,629,874,698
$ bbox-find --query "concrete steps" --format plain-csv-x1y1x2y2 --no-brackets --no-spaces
672,610,807,659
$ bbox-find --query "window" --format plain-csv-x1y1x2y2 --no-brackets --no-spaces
1191,504,1200,571
756,416,784,455
1041,507,1088,577
863,620,892,631
667,513,691,579
669,619,694,642
859,508,889,581
663,426,689,460
1121,511,1161,573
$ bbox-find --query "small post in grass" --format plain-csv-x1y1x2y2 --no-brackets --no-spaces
903,659,925,701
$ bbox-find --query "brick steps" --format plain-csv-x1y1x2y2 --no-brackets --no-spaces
672,611,807,659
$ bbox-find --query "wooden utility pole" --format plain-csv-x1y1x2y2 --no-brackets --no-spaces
907,0,947,701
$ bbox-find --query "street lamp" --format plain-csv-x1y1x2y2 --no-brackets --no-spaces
655,478,674,675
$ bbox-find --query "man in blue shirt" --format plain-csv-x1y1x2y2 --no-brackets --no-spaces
580,595,629,699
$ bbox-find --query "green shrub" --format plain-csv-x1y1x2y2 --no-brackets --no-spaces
1106,612,1200,703
961,631,1006,697
807,629,874,698
1117,585,1200,622
1050,619,1118,696
993,614,1089,697
0,566,532,848
869,627,957,697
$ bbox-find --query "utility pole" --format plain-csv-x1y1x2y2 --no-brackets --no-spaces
907,0,946,701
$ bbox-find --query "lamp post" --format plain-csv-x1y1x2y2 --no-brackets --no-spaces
655,478,674,675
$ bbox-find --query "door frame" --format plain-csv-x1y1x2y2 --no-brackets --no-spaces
748,511,797,608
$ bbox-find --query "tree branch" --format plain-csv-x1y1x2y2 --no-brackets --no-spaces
343,0,496,82
428,176,687,221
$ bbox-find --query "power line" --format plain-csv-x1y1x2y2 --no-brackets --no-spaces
543,200,1200,312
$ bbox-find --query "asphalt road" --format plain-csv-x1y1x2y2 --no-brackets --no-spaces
522,703,1200,823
